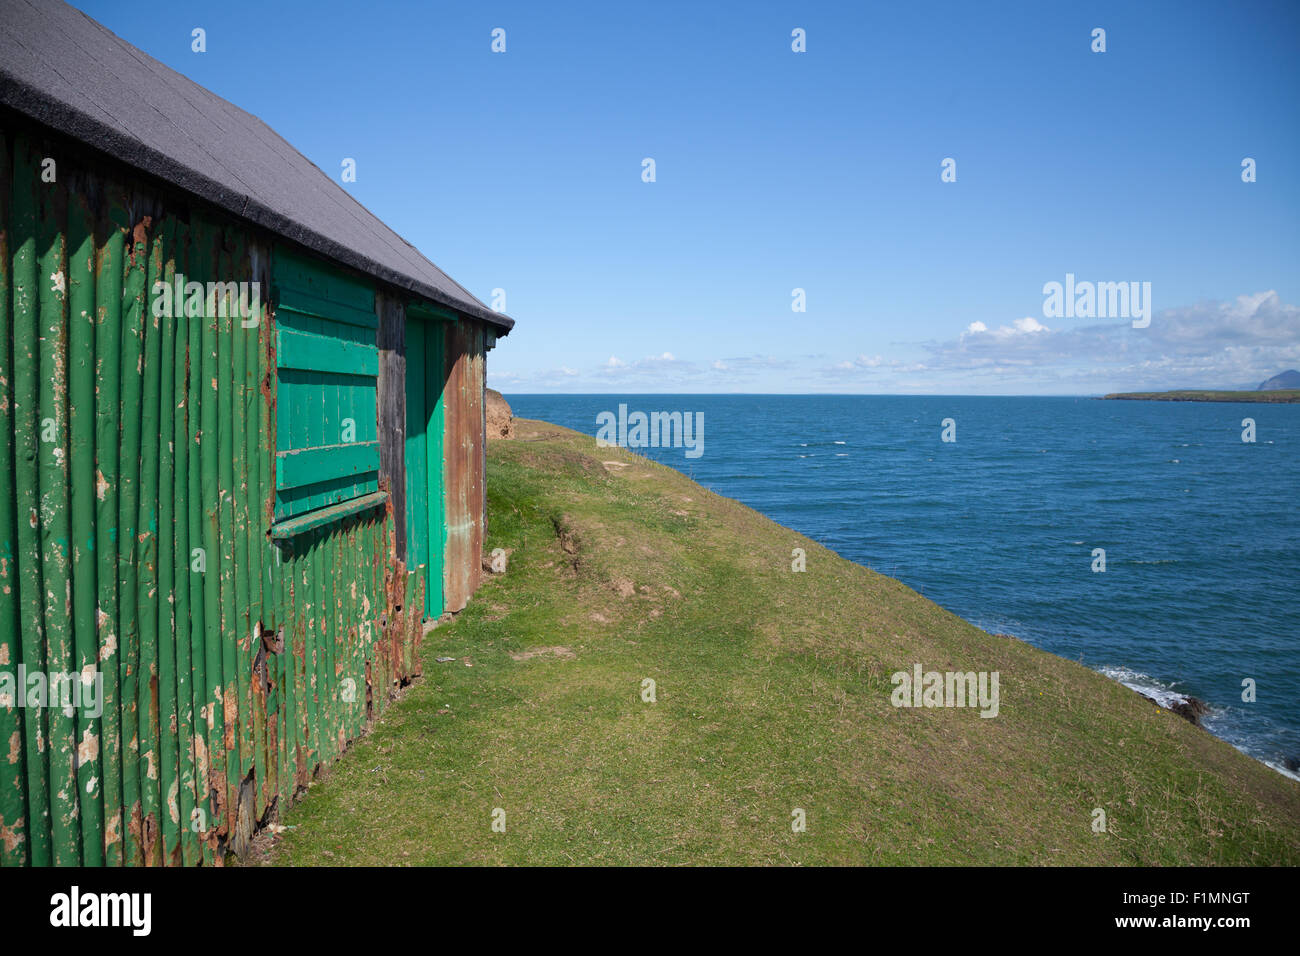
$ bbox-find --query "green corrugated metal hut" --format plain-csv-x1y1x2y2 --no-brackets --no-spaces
0,0,513,866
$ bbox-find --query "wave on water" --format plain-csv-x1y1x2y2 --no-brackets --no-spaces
1098,666,1193,710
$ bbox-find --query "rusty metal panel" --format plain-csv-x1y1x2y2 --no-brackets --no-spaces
376,293,407,560
0,115,429,866
441,320,487,613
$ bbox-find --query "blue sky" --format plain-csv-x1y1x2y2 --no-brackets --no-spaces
74,0,1300,393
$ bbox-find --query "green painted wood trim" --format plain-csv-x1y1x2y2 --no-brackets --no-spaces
425,322,445,618
272,245,376,328
276,327,378,376
403,320,428,571
276,440,380,490
275,298,377,329
268,491,388,539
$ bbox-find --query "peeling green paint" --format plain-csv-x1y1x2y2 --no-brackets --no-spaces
0,120,433,866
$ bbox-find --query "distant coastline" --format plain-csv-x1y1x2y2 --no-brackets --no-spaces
1101,389,1300,403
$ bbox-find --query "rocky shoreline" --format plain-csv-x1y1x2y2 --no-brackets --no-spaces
1138,691,1210,727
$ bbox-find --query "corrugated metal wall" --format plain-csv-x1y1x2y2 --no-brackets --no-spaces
0,123,428,866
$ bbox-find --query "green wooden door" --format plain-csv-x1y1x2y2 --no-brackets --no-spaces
404,318,445,618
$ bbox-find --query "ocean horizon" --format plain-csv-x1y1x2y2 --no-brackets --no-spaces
507,393,1300,780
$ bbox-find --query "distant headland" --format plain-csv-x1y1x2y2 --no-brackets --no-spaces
1103,370,1300,403
1102,389,1300,403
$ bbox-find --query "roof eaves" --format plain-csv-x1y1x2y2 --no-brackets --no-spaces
0,75,515,332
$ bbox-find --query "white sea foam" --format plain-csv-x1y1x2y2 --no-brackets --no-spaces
1263,760,1300,782
1098,666,1191,710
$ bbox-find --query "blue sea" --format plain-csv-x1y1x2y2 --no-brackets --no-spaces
507,394,1300,778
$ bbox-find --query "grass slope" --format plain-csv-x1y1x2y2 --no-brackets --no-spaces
268,420,1300,865
1103,389,1300,403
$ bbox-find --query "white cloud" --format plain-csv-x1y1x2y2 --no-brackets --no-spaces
812,291,1300,392
916,291,1300,388
963,316,1048,338
822,353,898,376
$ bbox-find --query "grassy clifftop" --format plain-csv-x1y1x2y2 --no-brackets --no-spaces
269,420,1300,865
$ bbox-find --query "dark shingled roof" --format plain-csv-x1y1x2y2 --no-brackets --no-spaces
0,0,514,332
